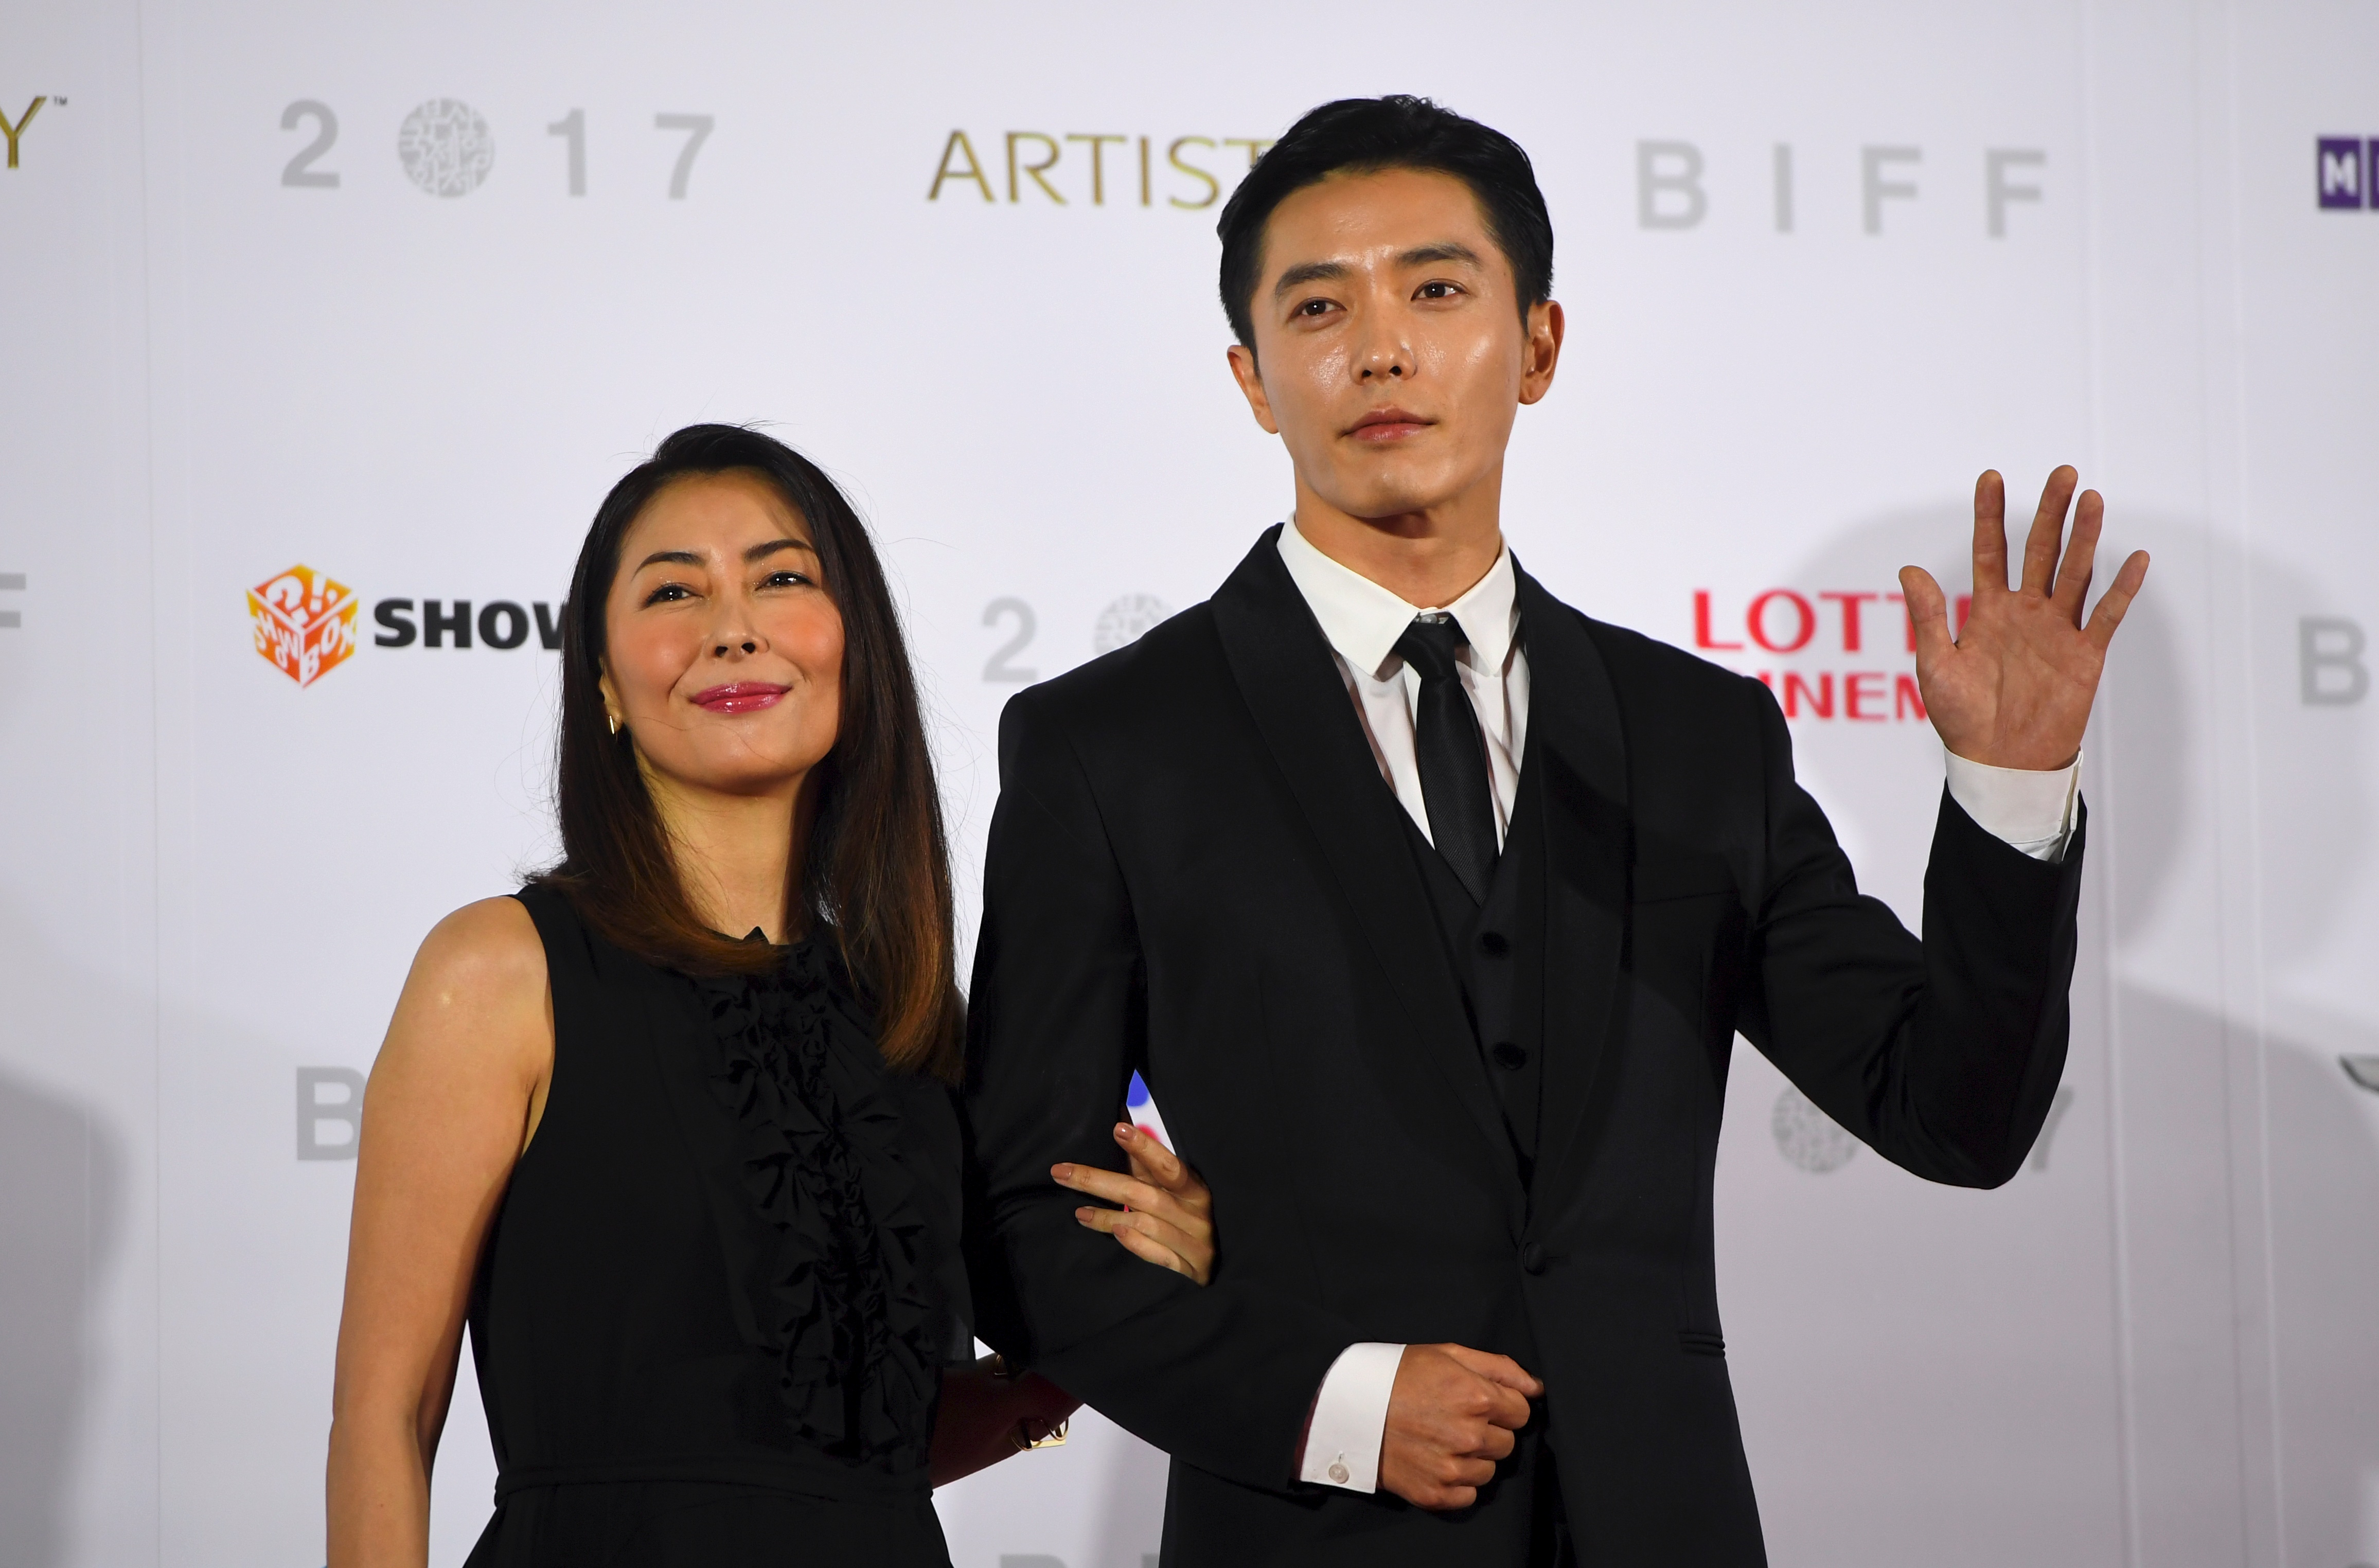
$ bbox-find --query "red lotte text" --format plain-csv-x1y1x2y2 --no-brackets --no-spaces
1691,589,1970,723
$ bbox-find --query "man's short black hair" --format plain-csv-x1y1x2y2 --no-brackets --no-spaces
1216,95,1554,352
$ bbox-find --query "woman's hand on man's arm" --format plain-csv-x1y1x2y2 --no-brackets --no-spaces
1052,1121,1216,1284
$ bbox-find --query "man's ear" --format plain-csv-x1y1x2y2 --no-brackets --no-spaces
1226,343,1282,436
1517,300,1565,408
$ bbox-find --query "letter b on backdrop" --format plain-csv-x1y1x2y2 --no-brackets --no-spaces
296,1067,365,1160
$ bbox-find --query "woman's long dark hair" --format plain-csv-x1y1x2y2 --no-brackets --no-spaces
532,424,962,1080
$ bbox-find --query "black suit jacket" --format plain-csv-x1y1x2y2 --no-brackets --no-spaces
961,529,2084,1566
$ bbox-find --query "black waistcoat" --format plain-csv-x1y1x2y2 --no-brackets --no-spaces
1397,750,1550,1186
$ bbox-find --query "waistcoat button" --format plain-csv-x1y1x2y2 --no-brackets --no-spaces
1491,1041,1528,1070
1478,930,1510,957
1521,1242,1548,1274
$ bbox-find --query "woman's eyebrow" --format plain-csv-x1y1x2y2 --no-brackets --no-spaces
633,539,816,572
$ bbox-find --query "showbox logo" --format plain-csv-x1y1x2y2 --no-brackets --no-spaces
247,564,563,687
2317,137,2376,209
370,596,564,651
248,565,361,687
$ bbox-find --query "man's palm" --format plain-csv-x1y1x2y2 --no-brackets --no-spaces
1901,467,2149,772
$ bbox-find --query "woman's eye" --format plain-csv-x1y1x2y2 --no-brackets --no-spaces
764,570,811,589
642,583,693,606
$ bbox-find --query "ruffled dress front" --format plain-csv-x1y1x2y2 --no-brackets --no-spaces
463,885,970,1568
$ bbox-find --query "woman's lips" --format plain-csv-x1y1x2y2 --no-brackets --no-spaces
689,682,789,715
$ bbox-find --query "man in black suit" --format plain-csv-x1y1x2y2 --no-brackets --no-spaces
960,95,2149,1566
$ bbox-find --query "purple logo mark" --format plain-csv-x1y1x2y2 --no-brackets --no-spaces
2317,137,2368,209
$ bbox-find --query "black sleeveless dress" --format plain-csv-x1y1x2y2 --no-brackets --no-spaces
461,885,970,1567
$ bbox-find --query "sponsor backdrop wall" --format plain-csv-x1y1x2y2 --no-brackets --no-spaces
1,1,2374,1564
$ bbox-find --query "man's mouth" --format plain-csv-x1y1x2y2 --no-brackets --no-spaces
689,682,789,714
1346,407,1433,443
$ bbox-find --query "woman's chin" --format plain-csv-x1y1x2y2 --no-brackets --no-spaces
645,749,825,803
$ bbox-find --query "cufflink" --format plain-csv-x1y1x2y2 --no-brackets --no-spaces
1327,1455,1351,1484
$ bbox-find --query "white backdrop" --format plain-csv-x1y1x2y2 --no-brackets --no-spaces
1,2,2374,1565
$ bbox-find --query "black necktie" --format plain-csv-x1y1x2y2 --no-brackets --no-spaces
1394,614,1497,902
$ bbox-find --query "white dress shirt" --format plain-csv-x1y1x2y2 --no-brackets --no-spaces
1274,518,2081,1492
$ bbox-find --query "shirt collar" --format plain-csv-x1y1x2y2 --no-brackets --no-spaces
1276,518,1518,681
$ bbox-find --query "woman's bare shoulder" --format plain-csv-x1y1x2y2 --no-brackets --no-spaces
399,896,549,1022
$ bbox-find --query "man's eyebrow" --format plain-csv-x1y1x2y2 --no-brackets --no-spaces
1272,259,1350,297
1399,241,1484,269
1270,243,1484,300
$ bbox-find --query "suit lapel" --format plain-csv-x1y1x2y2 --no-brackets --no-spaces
1210,529,1523,1217
1512,565,1631,1202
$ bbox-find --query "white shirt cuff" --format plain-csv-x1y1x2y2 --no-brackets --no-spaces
1297,1341,1404,1492
1943,749,2081,863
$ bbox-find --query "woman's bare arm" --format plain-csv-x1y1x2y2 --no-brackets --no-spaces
326,898,552,1568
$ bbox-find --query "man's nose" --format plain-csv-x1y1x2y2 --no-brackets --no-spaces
1356,338,1410,381
1353,307,1412,382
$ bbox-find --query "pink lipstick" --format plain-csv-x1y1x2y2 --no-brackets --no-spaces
689,681,788,715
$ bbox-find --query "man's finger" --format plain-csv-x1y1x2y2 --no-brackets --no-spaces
2083,549,2151,651
1436,1456,1496,1489
1468,1421,1518,1463
1897,566,1956,665
2050,488,2104,624
1970,470,2010,598
1436,1344,1544,1398
2020,466,2077,595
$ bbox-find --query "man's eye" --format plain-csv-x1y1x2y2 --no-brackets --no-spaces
1418,281,1460,299
1297,299,1333,317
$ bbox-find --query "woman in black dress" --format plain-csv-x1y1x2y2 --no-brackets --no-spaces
326,427,1214,1566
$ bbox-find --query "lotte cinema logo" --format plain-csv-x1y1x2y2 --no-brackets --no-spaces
248,565,360,686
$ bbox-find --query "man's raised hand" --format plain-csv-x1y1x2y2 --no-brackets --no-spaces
1899,467,2149,772
1378,1343,1542,1510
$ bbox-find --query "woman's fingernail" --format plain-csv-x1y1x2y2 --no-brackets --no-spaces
1115,1122,1134,1138
1052,1164,1072,1181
